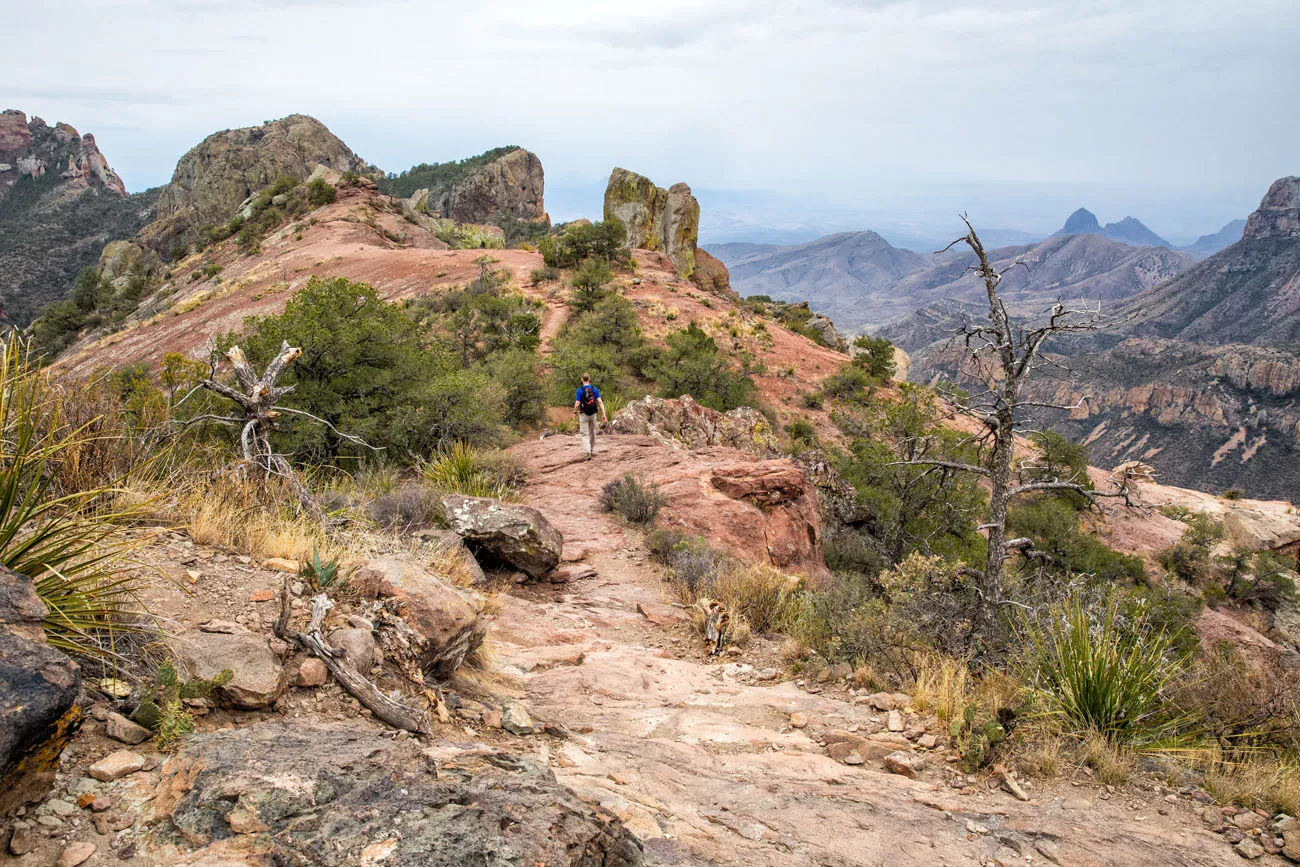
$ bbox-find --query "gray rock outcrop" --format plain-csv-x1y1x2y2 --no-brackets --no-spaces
151,722,644,865
609,395,780,457
1243,176,1300,240
139,114,371,251
0,566,81,814
433,147,547,225
603,167,701,277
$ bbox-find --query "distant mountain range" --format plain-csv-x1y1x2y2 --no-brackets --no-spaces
894,176,1300,500
713,227,1193,333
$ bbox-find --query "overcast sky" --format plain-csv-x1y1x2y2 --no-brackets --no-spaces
6,0,1298,243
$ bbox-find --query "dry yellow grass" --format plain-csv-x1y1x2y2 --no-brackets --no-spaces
1082,734,1133,786
912,654,970,722
1204,757,1300,816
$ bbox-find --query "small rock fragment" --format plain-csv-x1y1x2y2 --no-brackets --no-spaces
46,798,77,816
88,750,145,782
57,842,96,867
8,824,35,855
295,657,328,687
887,710,905,732
261,557,299,573
918,733,938,749
884,751,918,778
106,711,152,745
248,589,276,602
790,712,808,729
502,702,536,735
1235,838,1264,860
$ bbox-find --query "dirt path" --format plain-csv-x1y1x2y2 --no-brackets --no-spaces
489,436,1263,866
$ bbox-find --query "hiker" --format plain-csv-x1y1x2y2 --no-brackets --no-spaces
573,373,608,460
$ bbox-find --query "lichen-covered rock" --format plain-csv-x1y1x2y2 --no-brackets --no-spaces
609,395,779,457
439,495,563,579
352,556,484,676
603,167,700,277
173,631,285,709
151,722,643,865
140,114,370,251
0,567,81,814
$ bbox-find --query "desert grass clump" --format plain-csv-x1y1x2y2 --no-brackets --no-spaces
1204,758,1300,817
709,562,799,633
418,442,524,501
598,473,667,526
912,654,972,722
0,339,153,657
1020,598,1187,746
367,484,443,531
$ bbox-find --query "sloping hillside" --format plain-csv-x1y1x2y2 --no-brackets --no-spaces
56,181,847,419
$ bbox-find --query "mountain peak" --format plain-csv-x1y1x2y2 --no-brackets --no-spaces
1101,216,1170,248
1243,176,1300,240
1060,208,1102,235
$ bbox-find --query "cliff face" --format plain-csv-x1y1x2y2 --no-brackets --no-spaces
0,110,127,202
0,110,151,325
1242,177,1300,241
140,114,370,252
603,168,700,278
430,147,547,225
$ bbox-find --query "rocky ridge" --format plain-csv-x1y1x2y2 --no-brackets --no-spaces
0,109,153,324
410,146,548,226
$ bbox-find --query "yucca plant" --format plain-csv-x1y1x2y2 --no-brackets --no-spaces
1020,598,1188,745
417,442,521,500
0,338,150,657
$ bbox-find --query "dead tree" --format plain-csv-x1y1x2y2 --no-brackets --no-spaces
897,217,1134,631
177,341,378,509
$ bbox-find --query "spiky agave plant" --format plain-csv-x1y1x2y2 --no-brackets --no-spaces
0,338,150,657
1020,597,1189,746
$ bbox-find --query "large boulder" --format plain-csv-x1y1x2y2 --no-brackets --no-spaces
603,167,701,277
173,630,285,709
609,395,780,457
692,247,736,298
150,722,643,865
0,567,82,814
439,495,562,579
352,556,485,676
139,114,371,251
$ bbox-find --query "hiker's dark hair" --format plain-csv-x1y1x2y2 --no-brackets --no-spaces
581,373,591,383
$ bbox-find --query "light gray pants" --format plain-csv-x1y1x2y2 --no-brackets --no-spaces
578,413,598,455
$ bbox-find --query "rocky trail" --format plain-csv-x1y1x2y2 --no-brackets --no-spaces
5,429,1281,866
480,432,1265,866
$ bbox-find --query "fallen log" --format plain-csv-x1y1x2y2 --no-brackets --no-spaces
274,579,430,734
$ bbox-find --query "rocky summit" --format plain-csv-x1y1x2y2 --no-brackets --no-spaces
139,114,371,253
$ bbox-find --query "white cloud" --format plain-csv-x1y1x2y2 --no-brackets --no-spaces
4,0,1297,238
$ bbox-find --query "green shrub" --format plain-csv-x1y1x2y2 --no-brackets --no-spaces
1007,497,1145,584
798,391,824,410
530,266,560,284
540,218,628,268
1158,512,1224,584
598,474,666,525
570,258,613,311
1222,488,1245,500
822,363,876,402
1020,598,1187,745
850,335,897,380
650,323,758,412
307,178,336,207
786,418,816,445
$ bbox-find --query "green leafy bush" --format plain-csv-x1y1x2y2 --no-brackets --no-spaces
850,335,897,380
649,323,758,412
570,258,613,311
539,219,627,268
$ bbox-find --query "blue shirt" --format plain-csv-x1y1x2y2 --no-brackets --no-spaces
576,384,601,403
